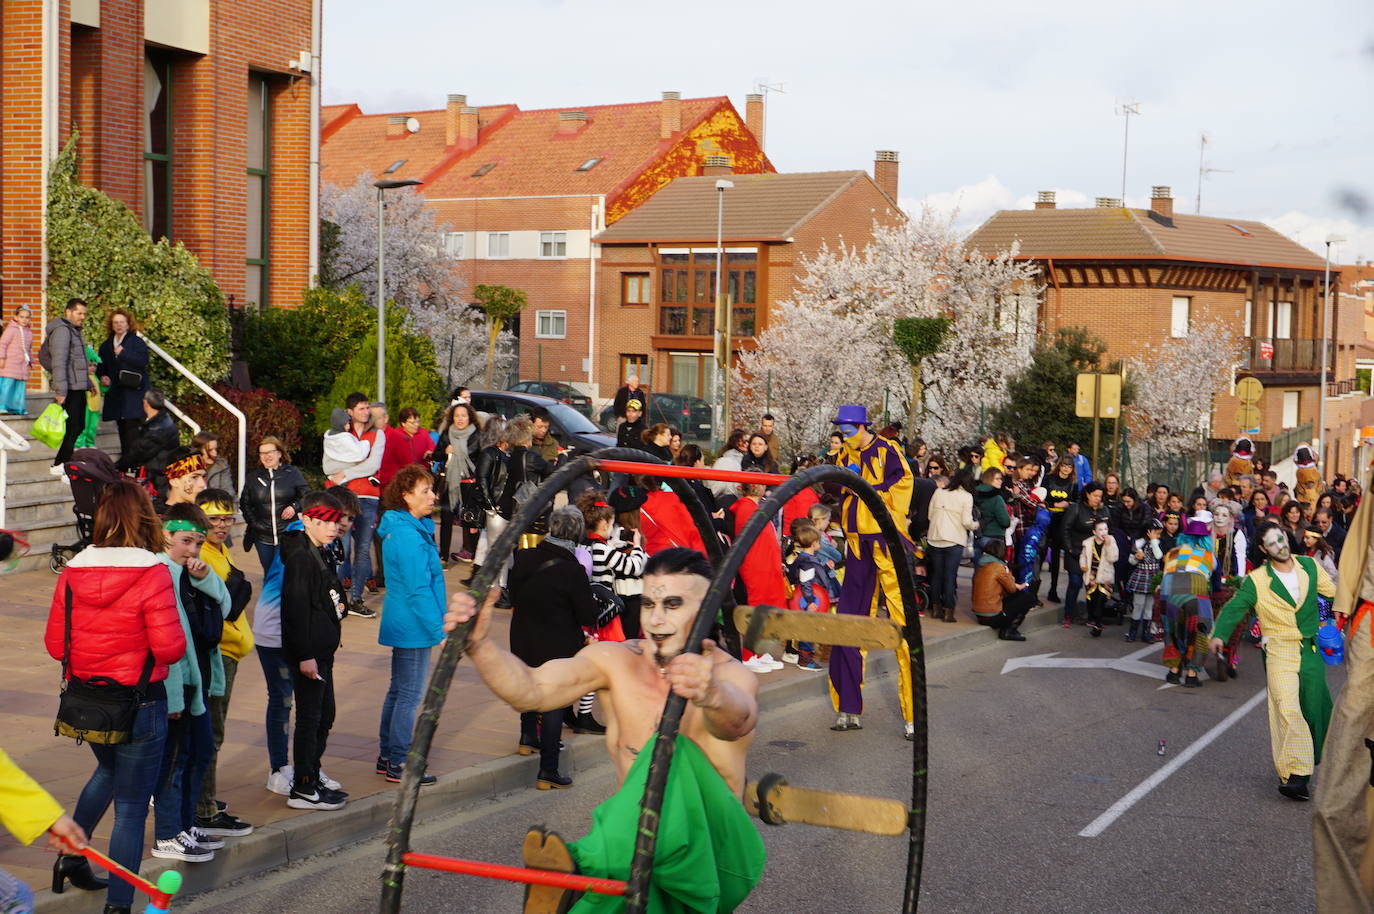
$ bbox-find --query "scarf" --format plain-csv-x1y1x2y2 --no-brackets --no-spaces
543,535,577,554
447,423,478,501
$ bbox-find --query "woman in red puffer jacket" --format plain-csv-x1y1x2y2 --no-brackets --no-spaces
44,480,184,914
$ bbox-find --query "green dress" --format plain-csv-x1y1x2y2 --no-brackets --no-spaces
568,735,766,913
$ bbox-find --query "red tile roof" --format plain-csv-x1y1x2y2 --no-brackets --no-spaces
320,96,768,211
594,171,870,243
966,207,1328,271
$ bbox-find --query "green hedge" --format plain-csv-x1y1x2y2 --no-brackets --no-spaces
46,133,229,402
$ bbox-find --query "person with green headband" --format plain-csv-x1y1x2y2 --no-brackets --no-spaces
152,502,232,864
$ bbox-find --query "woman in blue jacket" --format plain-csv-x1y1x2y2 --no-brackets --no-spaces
375,464,444,785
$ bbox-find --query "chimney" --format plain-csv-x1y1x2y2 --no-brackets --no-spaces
1095,196,1123,208
557,110,587,135
874,150,899,201
457,105,479,149
1150,185,1174,219
1035,190,1056,210
386,115,409,139
660,91,682,139
745,93,765,147
702,154,733,176
445,93,467,146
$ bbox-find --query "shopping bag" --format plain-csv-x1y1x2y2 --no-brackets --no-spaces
32,402,67,449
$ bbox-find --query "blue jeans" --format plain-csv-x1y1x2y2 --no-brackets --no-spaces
347,497,381,599
1063,566,1084,622
154,702,215,841
254,541,279,574
256,645,295,772
379,647,432,768
927,544,963,611
0,866,33,913
71,693,167,908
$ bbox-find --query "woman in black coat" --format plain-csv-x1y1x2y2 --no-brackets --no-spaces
238,435,310,572
507,506,599,788
435,402,484,565
496,417,553,531
96,309,151,458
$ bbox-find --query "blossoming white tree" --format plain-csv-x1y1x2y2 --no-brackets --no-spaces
321,174,514,389
1125,315,1244,455
731,208,1040,457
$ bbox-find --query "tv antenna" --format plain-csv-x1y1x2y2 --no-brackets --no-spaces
1194,133,1233,214
1115,99,1141,203
751,78,786,149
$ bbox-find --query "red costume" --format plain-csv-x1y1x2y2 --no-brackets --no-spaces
729,497,788,608
639,490,706,555
781,486,820,535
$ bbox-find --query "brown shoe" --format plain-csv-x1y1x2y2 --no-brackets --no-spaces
944,606,958,622
522,826,580,913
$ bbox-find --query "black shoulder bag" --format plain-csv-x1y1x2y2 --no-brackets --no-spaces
54,584,153,745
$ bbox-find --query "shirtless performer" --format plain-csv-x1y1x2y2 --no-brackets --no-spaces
444,547,765,913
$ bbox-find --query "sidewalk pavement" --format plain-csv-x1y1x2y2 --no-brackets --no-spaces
0,549,1049,912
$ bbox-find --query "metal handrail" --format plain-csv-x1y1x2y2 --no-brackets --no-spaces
144,338,245,497
163,400,202,437
0,418,32,529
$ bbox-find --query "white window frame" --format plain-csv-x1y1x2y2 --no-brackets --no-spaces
1243,300,1253,338
1282,390,1300,429
539,231,568,259
486,232,511,259
1275,301,1293,340
444,232,465,260
1170,295,1191,338
535,309,567,339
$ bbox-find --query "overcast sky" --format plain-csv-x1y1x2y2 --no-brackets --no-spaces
323,0,1374,261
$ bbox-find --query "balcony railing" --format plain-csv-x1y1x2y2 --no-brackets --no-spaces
1239,337,1333,373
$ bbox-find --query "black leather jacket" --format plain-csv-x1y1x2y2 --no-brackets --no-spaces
476,445,509,513
239,464,310,547
496,447,553,520
115,409,179,475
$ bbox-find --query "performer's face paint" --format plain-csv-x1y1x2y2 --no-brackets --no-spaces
641,571,711,668
1212,505,1232,535
837,424,857,438
1261,527,1291,562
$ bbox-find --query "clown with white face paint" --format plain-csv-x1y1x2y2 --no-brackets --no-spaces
1211,524,1336,802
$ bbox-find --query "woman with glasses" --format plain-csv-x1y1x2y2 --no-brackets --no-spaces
239,436,309,572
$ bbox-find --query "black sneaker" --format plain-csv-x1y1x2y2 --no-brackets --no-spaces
1279,774,1311,801
287,785,346,810
376,755,389,775
349,600,378,619
385,762,437,785
194,811,254,837
318,786,350,806
215,799,228,813
567,714,607,735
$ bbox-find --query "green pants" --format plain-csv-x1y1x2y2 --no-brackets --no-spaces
568,735,765,913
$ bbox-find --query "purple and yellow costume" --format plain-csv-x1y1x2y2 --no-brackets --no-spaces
827,430,915,722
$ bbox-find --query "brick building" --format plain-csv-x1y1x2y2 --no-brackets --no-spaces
591,156,904,402
320,91,772,396
967,188,1374,477
0,0,319,336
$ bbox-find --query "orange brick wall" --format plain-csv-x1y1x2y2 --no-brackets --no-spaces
0,0,315,343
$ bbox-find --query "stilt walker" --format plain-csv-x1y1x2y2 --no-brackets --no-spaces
1210,526,1336,801
826,405,916,738
1313,466,1374,909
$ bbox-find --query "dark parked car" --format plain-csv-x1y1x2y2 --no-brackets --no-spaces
506,380,593,417
598,392,713,442
469,390,616,458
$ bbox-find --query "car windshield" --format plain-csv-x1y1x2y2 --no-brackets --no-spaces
547,402,599,434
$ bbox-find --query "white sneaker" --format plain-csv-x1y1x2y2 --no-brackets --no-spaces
266,766,294,796
781,652,800,665
903,722,915,741
742,657,774,674
187,826,224,850
757,653,785,670
49,464,66,477
151,833,214,862
319,769,342,791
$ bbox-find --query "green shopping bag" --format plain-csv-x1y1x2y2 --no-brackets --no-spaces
32,402,66,449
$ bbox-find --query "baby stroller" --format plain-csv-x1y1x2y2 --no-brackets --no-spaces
50,448,122,573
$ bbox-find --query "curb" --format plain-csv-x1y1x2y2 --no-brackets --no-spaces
33,604,1060,912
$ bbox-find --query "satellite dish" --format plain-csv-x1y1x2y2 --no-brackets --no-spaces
405,117,420,134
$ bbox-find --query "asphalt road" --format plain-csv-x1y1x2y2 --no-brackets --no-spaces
188,623,1325,913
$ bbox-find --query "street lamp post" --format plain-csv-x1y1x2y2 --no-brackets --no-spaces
1318,233,1346,473
712,179,734,445
373,178,423,402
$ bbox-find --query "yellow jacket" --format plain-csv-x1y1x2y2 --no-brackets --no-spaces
839,431,913,538
980,437,1006,472
0,747,63,845
201,541,254,662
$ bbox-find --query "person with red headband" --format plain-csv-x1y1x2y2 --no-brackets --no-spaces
279,495,349,811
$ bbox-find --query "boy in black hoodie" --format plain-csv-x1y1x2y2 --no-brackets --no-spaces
280,491,348,810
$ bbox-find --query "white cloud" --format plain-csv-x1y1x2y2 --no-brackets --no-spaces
1263,211,1374,265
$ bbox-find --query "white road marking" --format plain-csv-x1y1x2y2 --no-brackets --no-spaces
1077,687,1268,838
1000,641,1167,683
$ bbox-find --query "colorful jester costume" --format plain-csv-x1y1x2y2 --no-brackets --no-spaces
826,406,915,724
1159,523,1216,676
1213,555,1335,783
